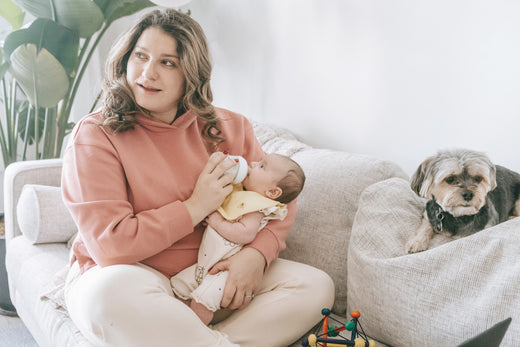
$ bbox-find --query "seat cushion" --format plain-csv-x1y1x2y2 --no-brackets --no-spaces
5,236,92,346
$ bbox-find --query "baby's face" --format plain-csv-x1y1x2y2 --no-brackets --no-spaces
242,154,288,196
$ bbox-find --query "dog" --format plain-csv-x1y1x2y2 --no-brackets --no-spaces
405,149,520,253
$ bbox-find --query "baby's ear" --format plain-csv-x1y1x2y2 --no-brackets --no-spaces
266,187,282,200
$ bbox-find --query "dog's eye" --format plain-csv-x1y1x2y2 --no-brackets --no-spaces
474,176,483,183
445,176,456,184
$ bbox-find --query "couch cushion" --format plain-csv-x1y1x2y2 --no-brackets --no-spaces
5,236,92,346
252,121,409,315
348,177,520,345
16,184,77,244
280,149,408,315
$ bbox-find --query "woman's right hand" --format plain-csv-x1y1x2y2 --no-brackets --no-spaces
184,152,237,226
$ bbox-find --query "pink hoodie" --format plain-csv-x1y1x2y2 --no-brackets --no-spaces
61,108,296,276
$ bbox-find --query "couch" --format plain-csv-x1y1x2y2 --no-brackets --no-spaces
6,121,517,346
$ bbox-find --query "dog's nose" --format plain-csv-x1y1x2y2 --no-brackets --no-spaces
461,190,474,201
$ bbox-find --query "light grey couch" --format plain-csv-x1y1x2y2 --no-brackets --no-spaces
4,122,408,346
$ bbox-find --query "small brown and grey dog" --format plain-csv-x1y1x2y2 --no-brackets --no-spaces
406,149,520,253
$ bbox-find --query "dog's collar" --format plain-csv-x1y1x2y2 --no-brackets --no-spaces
426,199,448,232
426,198,492,236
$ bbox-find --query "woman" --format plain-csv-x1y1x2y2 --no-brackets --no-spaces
62,8,334,347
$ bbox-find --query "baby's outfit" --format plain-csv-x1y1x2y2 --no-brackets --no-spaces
171,186,287,311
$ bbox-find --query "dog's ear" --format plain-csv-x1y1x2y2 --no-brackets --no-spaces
476,154,497,192
411,156,434,196
488,163,497,191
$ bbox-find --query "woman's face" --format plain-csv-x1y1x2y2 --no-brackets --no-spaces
126,27,185,124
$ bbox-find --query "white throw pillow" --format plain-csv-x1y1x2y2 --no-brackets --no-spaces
17,184,77,244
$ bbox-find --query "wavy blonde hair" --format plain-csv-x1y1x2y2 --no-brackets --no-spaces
100,9,223,146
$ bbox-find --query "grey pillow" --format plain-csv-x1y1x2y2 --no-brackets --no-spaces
348,177,520,346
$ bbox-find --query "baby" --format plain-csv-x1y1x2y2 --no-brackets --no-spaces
171,153,306,324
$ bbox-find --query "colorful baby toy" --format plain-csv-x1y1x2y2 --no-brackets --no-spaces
301,309,376,347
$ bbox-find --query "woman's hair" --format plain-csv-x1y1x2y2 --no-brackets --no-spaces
100,8,224,147
276,156,306,204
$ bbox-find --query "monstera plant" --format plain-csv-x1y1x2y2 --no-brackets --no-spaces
0,0,158,168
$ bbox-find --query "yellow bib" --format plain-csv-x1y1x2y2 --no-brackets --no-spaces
217,187,284,221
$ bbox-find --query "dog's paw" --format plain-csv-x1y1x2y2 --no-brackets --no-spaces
405,234,430,253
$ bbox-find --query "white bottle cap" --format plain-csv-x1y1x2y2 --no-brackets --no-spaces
227,155,248,184
210,153,249,184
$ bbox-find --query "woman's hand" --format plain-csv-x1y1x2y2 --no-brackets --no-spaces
208,247,266,310
184,152,237,226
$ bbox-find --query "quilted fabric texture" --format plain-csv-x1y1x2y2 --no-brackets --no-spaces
16,184,78,244
348,177,520,346
250,120,310,157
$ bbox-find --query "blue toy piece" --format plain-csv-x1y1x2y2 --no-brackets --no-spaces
301,309,376,347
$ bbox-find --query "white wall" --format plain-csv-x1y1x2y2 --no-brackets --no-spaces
74,0,520,176
187,0,520,175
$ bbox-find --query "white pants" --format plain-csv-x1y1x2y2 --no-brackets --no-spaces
171,226,243,311
64,259,334,347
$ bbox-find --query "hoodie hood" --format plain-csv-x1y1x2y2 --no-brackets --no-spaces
135,110,198,133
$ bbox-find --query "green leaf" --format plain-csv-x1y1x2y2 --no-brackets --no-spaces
9,44,70,107
3,18,79,75
148,0,191,7
14,0,105,38
15,100,41,145
12,0,52,19
0,0,25,29
94,0,155,25
54,0,104,38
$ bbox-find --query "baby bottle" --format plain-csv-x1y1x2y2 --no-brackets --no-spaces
211,153,248,184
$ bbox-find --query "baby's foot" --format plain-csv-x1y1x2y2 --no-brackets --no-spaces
191,300,214,325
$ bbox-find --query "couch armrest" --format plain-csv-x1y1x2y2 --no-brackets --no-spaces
3,159,63,242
